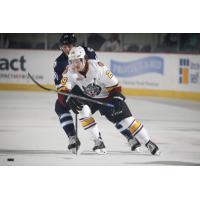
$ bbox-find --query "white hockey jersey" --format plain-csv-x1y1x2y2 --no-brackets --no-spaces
62,60,119,99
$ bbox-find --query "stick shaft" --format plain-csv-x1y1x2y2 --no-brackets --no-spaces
28,72,114,108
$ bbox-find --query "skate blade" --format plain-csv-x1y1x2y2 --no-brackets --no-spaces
154,150,161,156
71,148,77,154
71,147,80,155
94,148,107,155
134,146,147,153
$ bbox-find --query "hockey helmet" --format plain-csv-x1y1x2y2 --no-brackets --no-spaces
68,46,86,72
59,33,77,45
68,46,86,61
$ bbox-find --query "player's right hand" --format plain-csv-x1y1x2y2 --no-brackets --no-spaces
67,97,83,114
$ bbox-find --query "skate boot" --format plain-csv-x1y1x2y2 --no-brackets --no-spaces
128,137,142,152
68,136,81,154
93,137,107,155
145,140,160,155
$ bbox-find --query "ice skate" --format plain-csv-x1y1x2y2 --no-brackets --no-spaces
128,137,144,153
145,140,160,156
68,136,81,154
93,138,107,155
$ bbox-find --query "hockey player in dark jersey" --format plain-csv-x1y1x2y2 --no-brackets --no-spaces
54,33,107,154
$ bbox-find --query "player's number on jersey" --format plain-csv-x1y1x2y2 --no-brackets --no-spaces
106,70,113,79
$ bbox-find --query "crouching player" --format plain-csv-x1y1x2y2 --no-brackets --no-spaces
62,46,160,155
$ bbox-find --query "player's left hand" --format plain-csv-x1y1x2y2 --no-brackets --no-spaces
109,92,125,117
67,97,84,114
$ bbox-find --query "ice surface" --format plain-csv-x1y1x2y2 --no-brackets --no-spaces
0,91,200,166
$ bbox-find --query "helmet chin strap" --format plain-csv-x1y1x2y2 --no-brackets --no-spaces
82,59,86,69
79,60,88,77
77,58,84,71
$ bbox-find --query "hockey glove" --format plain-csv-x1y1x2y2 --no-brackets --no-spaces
67,97,84,114
109,92,125,117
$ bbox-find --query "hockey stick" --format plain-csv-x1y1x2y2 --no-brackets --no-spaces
75,114,78,155
28,73,114,108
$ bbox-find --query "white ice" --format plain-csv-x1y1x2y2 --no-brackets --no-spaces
0,91,200,166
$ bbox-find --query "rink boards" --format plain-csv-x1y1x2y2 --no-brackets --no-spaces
0,49,200,101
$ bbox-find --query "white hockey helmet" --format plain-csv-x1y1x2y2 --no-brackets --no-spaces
68,46,86,72
68,46,86,61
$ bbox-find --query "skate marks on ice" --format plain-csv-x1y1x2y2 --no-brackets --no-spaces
0,149,151,157
0,148,200,166
0,148,154,166
0,149,74,161
0,149,72,155
80,150,152,156
0,148,150,166
135,96,200,111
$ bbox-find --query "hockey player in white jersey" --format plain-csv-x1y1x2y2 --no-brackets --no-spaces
62,46,160,155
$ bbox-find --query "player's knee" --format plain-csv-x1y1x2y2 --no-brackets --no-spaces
116,116,143,138
79,105,92,118
55,99,69,115
115,116,134,131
